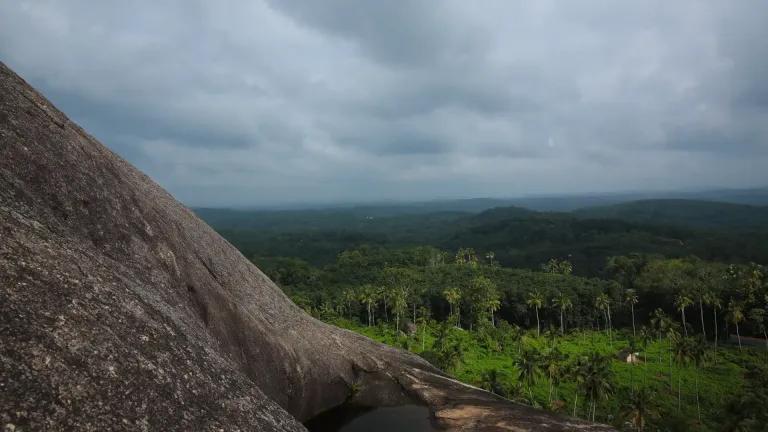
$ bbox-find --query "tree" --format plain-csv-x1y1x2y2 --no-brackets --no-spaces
552,291,573,335
341,288,358,321
675,293,693,337
704,291,722,352
639,326,654,382
650,308,670,364
443,287,462,327
515,348,541,404
391,287,408,332
749,308,768,351
727,299,745,350
417,305,431,351
595,293,613,340
703,291,723,347
542,346,566,406
542,258,573,276
572,352,614,422
625,289,639,337
621,387,656,432
358,284,380,327
526,289,545,337
471,275,500,327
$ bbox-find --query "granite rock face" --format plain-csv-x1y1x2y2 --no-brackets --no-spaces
0,62,614,431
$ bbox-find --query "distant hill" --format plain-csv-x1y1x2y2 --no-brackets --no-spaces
573,199,768,229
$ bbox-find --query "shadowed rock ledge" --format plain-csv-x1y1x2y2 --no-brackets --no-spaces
0,62,614,431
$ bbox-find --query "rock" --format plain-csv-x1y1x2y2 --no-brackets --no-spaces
0,61,614,431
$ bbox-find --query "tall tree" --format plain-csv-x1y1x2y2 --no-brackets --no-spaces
704,292,722,350
515,348,541,405
749,308,768,351
574,352,614,422
526,289,545,337
595,293,613,341
621,387,656,432
727,299,745,350
625,289,639,337
358,284,380,327
443,287,462,327
552,291,573,335
675,293,693,337
542,346,566,406
391,287,408,332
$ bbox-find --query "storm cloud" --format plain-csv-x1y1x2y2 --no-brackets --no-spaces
1,1,767,206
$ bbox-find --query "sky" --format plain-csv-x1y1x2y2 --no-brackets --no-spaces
1,1,767,207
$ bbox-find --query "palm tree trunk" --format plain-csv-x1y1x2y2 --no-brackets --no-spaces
607,304,612,337
631,303,636,337
421,325,426,351
713,308,718,346
682,308,688,337
560,308,564,334
367,304,372,326
736,321,742,350
699,299,706,339
573,393,578,417
535,307,540,337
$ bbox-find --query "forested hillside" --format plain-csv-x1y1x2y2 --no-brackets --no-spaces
199,199,768,431
197,200,768,274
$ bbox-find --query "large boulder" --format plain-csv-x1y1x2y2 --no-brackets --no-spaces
0,62,613,431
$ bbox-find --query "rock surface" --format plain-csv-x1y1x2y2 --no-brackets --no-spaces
0,62,614,431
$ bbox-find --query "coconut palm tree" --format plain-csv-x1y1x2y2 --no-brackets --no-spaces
625,289,639,337
639,326,654,382
574,352,614,422
649,308,669,364
542,346,566,406
727,299,745,350
552,291,573,335
391,287,407,332
621,387,656,431
595,293,613,340
515,348,541,405
358,284,379,326
417,306,431,351
675,293,693,337
704,291,722,356
749,307,768,351
442,287,461,327
526,289,545,337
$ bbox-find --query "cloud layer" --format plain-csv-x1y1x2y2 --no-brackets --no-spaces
2,1,767,206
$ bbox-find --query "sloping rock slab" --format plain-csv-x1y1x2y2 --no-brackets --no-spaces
0,62,614,431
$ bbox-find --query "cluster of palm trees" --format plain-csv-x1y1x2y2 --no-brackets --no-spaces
509,344,614,422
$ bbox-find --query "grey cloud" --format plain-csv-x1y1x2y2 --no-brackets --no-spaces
1,0,767,205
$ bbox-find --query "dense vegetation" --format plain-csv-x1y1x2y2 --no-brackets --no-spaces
199,199,768,431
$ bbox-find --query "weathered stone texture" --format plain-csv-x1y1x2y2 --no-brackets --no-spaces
0,62,613,431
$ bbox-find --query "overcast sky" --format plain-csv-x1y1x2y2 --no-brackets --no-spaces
2,1,767,206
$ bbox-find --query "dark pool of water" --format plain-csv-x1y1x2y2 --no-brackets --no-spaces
304,404,438,432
